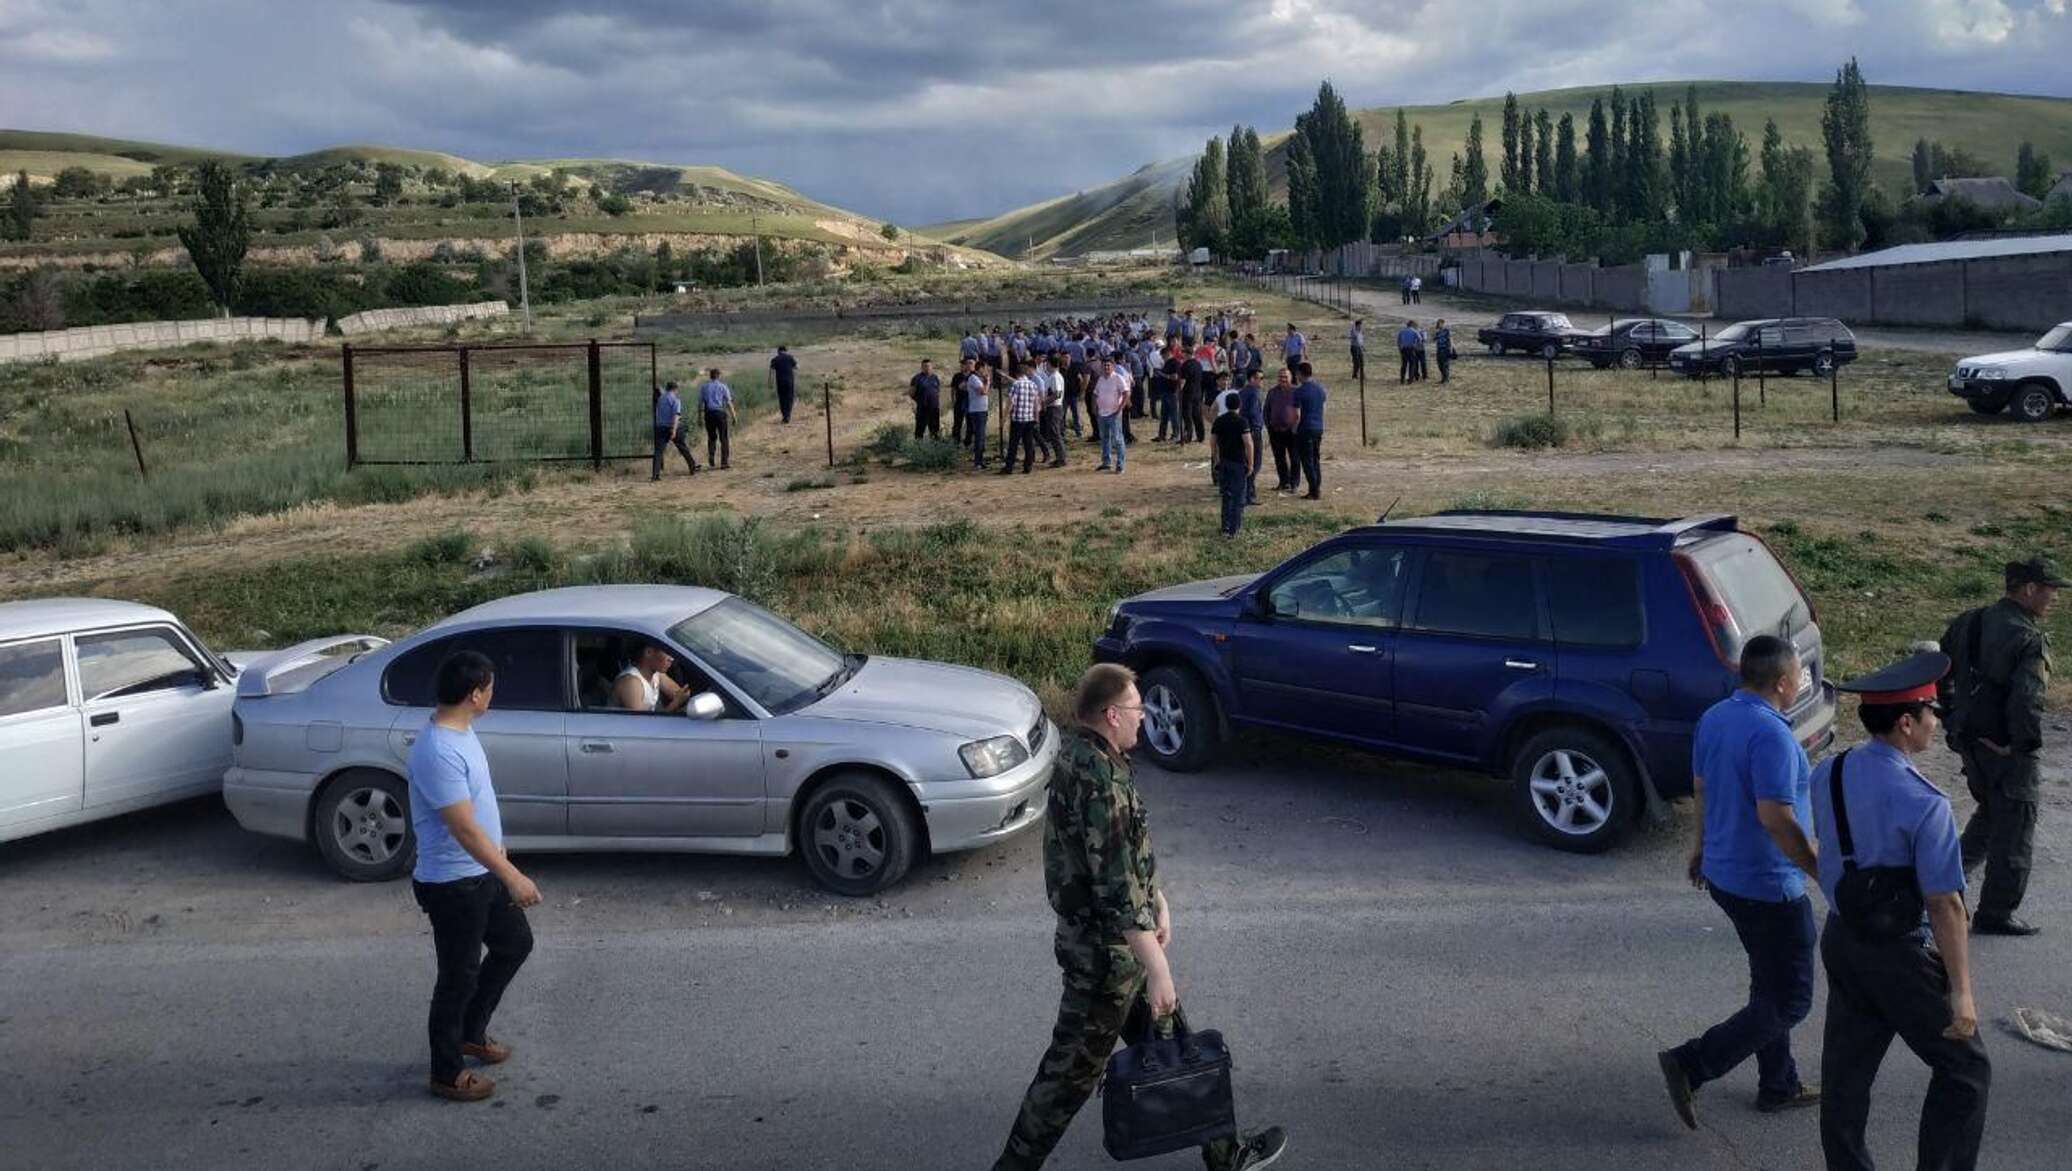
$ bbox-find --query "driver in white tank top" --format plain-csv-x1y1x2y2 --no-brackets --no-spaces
612,644,692,713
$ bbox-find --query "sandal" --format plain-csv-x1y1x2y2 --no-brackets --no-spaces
429,1070,496,1102
462,1037,512,1065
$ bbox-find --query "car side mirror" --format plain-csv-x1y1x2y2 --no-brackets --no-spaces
1251,591,1275,619
687,691,725,721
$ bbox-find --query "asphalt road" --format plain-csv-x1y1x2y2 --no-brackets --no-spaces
3,735,2067,1171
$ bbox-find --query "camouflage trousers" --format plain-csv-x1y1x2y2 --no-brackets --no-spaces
992,936,1240,1171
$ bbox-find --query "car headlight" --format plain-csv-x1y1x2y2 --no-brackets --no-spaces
1976,368,2007,380
960,734,1030,778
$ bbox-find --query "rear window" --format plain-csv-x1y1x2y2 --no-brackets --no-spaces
384,627,565,711
1687,535,1808,649
1411,552,1542,640
1547,558,1644,646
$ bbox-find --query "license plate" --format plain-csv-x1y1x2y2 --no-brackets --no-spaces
1948,375,1964,390
1799,665,1815,694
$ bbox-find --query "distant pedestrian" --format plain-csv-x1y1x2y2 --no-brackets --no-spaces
1211,391,1255,537
768,344,798,423
990,664,1287,1171
1410,274,1422,304
1434,320,1455,384
910,358,942,441
1265,368,1298,492
1814,651,1990,1171
1348,319,1366,381
1093,357,1130,473
407,650,540,1103
952,357,977,446
1179,348,1207,444
1001,365,1043,475
1281,322,1306,374
650,380,696,480
698,368,737,469
1237,369,1265,506
1038,360,1067,468
1292,362,1325,499
965,365,992,469
1412,324,1429,381
1659,634,1820,1132
1400,275,1412,304
1397,322,1421,384
1943,555,2061,937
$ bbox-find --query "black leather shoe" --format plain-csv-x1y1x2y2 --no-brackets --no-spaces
1657,1050,1698,1130
1973,914,2042,936
1756,1083,1820,1113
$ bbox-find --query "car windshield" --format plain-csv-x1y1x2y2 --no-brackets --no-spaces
668,598,855,716
1714,324,1753,342
2037,324,2072,352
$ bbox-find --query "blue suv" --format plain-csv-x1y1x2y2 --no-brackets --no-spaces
1093,511,1838,851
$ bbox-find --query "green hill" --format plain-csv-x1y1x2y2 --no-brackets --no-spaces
954,81,2072,257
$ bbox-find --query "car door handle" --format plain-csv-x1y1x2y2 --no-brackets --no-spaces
578,740,615,754
1504,659,1540,671
1347,644,1379,655
90,712,120,727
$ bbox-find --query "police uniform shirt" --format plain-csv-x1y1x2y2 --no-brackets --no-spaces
1810,738,1966,935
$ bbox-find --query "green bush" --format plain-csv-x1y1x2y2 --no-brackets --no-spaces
408,531,474,564
1490,412,1570,450
901,436,963,471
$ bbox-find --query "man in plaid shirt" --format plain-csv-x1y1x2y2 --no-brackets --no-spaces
999,367,1044,475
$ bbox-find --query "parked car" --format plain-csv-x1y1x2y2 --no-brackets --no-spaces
2,599,257,845
1092,512,1836,853
1666,318,1858,378
1947,322,2072,422
1572,318,1701,369
1475,312,1591,359
223,585,1056,895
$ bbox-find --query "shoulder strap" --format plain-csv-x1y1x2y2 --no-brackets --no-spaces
1827,749,1856,867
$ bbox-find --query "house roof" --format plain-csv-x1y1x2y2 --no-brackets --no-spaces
2049,172,2072,203
1920,176,2043,213
1800,232,2072,273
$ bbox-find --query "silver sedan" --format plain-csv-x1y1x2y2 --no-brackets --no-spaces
223,585,1056,895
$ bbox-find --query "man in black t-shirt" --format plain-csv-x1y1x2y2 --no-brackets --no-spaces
909,358,942,440
769,345,799,423
1209,390,1255,538
1178,353,1206,444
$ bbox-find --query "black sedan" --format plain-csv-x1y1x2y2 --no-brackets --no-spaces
1475,312,1592,359
1572,318,1701,369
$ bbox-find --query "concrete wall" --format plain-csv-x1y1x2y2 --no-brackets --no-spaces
1794,268,1873,324
1596,266,1647,313
336,301,509,337
1646,268,1692,315
1530,262,1560,301
1559,264,1595,305
1713,267,1794,320
1959,254,2072,332
1868,261,1965,327
0,316,323,365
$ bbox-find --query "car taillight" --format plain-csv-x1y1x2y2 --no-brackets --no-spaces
1674,552,1741,667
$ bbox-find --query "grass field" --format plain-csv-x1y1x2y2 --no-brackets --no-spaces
949,81,2072,257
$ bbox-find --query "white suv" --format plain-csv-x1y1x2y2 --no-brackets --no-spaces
1948,322,2072,422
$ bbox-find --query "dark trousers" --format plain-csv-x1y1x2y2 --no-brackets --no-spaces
1217,459,1249,535
1268,429,1294,489
1040,406,1066,464
1350,345,1365,381
1246,425,1263,501
1414,348,1428,380
1437,351,1452,383
413,874,534,1086
968,410,988,466
1669,889,1815,1101
776,381,795,423
651,424,694,478
1154,392,1177,439
994,939,1240,1171
1296,431,1323,495
914,403,941,440
952,399,968,444
1285,355,1301,374
1066,367,1086,432
1180,393,1205,442
1130,380,1147,418
1957,745,2039,919
703,409,731,467
1005,419,1039,472
1399,346,1417,383
1819,916,1991,1171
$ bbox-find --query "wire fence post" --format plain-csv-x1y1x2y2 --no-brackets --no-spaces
1546,352,1556,416
341,342,358,470
1733,363,1742,441
123,408,148,480
1757,333,1766,407
1698,323,1708,388
586,338,603,471
823,378,835,468
458,345,474,463
1830,336,1840,423
1359,367,1369,447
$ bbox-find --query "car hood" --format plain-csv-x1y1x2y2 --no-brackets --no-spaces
804,655,1041,741
1957,348,2038,368
1670,341,1721,356
1125,573,1258,607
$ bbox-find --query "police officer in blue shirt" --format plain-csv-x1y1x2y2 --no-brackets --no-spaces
1812,652,1988,1171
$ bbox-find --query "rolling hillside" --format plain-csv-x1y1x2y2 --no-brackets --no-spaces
945,82,2072,258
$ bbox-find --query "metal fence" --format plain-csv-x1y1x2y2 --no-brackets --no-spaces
341,340,658,467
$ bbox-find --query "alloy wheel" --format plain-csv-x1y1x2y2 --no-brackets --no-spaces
331,786,406,865
1526,749,1614,836
1142,682,1186,757
810,797,886,880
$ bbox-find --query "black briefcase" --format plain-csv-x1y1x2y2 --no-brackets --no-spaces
1101,1008,1237,1160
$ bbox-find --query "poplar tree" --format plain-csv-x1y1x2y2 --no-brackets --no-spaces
1820,57,1874,250
1501,93,1521,192
1286,130,1319,248
1554,113,1579,203
1584,98,1611,214
177,160,251,314
5,170,35,242
1534,109,1554,202
1463,114,1490,209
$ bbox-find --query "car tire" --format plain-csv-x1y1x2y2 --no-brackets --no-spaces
2011,382,2057,424
798,772,919,896
1488,341,1505,355
1139,665,1219,773
1617,348,1643,370
314,770,414,882
1967,397,2008,416
1510,727,1638,854
1539,341,1559,360
1719,355,1741,379
1812,351,1836,377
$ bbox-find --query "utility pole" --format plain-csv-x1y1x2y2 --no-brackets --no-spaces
750,205,765,286
510,185,533,332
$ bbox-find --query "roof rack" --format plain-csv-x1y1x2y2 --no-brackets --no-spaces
1364,510,1739,550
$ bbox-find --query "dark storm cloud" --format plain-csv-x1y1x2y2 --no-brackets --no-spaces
1,1,2067,224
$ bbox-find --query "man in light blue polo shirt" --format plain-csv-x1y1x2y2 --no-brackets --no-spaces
407,650,541,1102
698,367,737,469
650,380,696,480
1659,635,1819,1130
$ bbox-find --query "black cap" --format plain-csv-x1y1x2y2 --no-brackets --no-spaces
1835,651,1949,706
2006,556,2069,588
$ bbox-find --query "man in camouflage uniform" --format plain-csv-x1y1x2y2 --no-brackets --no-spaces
992,664,1286,1171
1941,556,2063,937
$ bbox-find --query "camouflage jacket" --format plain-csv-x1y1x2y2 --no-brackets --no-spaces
1943,597,2053,753
1044,728,1160,943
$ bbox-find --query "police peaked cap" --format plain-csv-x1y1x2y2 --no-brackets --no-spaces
1836,651,1949,706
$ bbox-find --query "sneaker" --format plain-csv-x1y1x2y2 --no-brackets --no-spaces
1230,1126,1287,1170
1756,1083,1820,1113
1657,1050,1698,1130
1097,464,1111,472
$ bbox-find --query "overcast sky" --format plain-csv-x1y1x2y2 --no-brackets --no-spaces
3,0,2069,224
